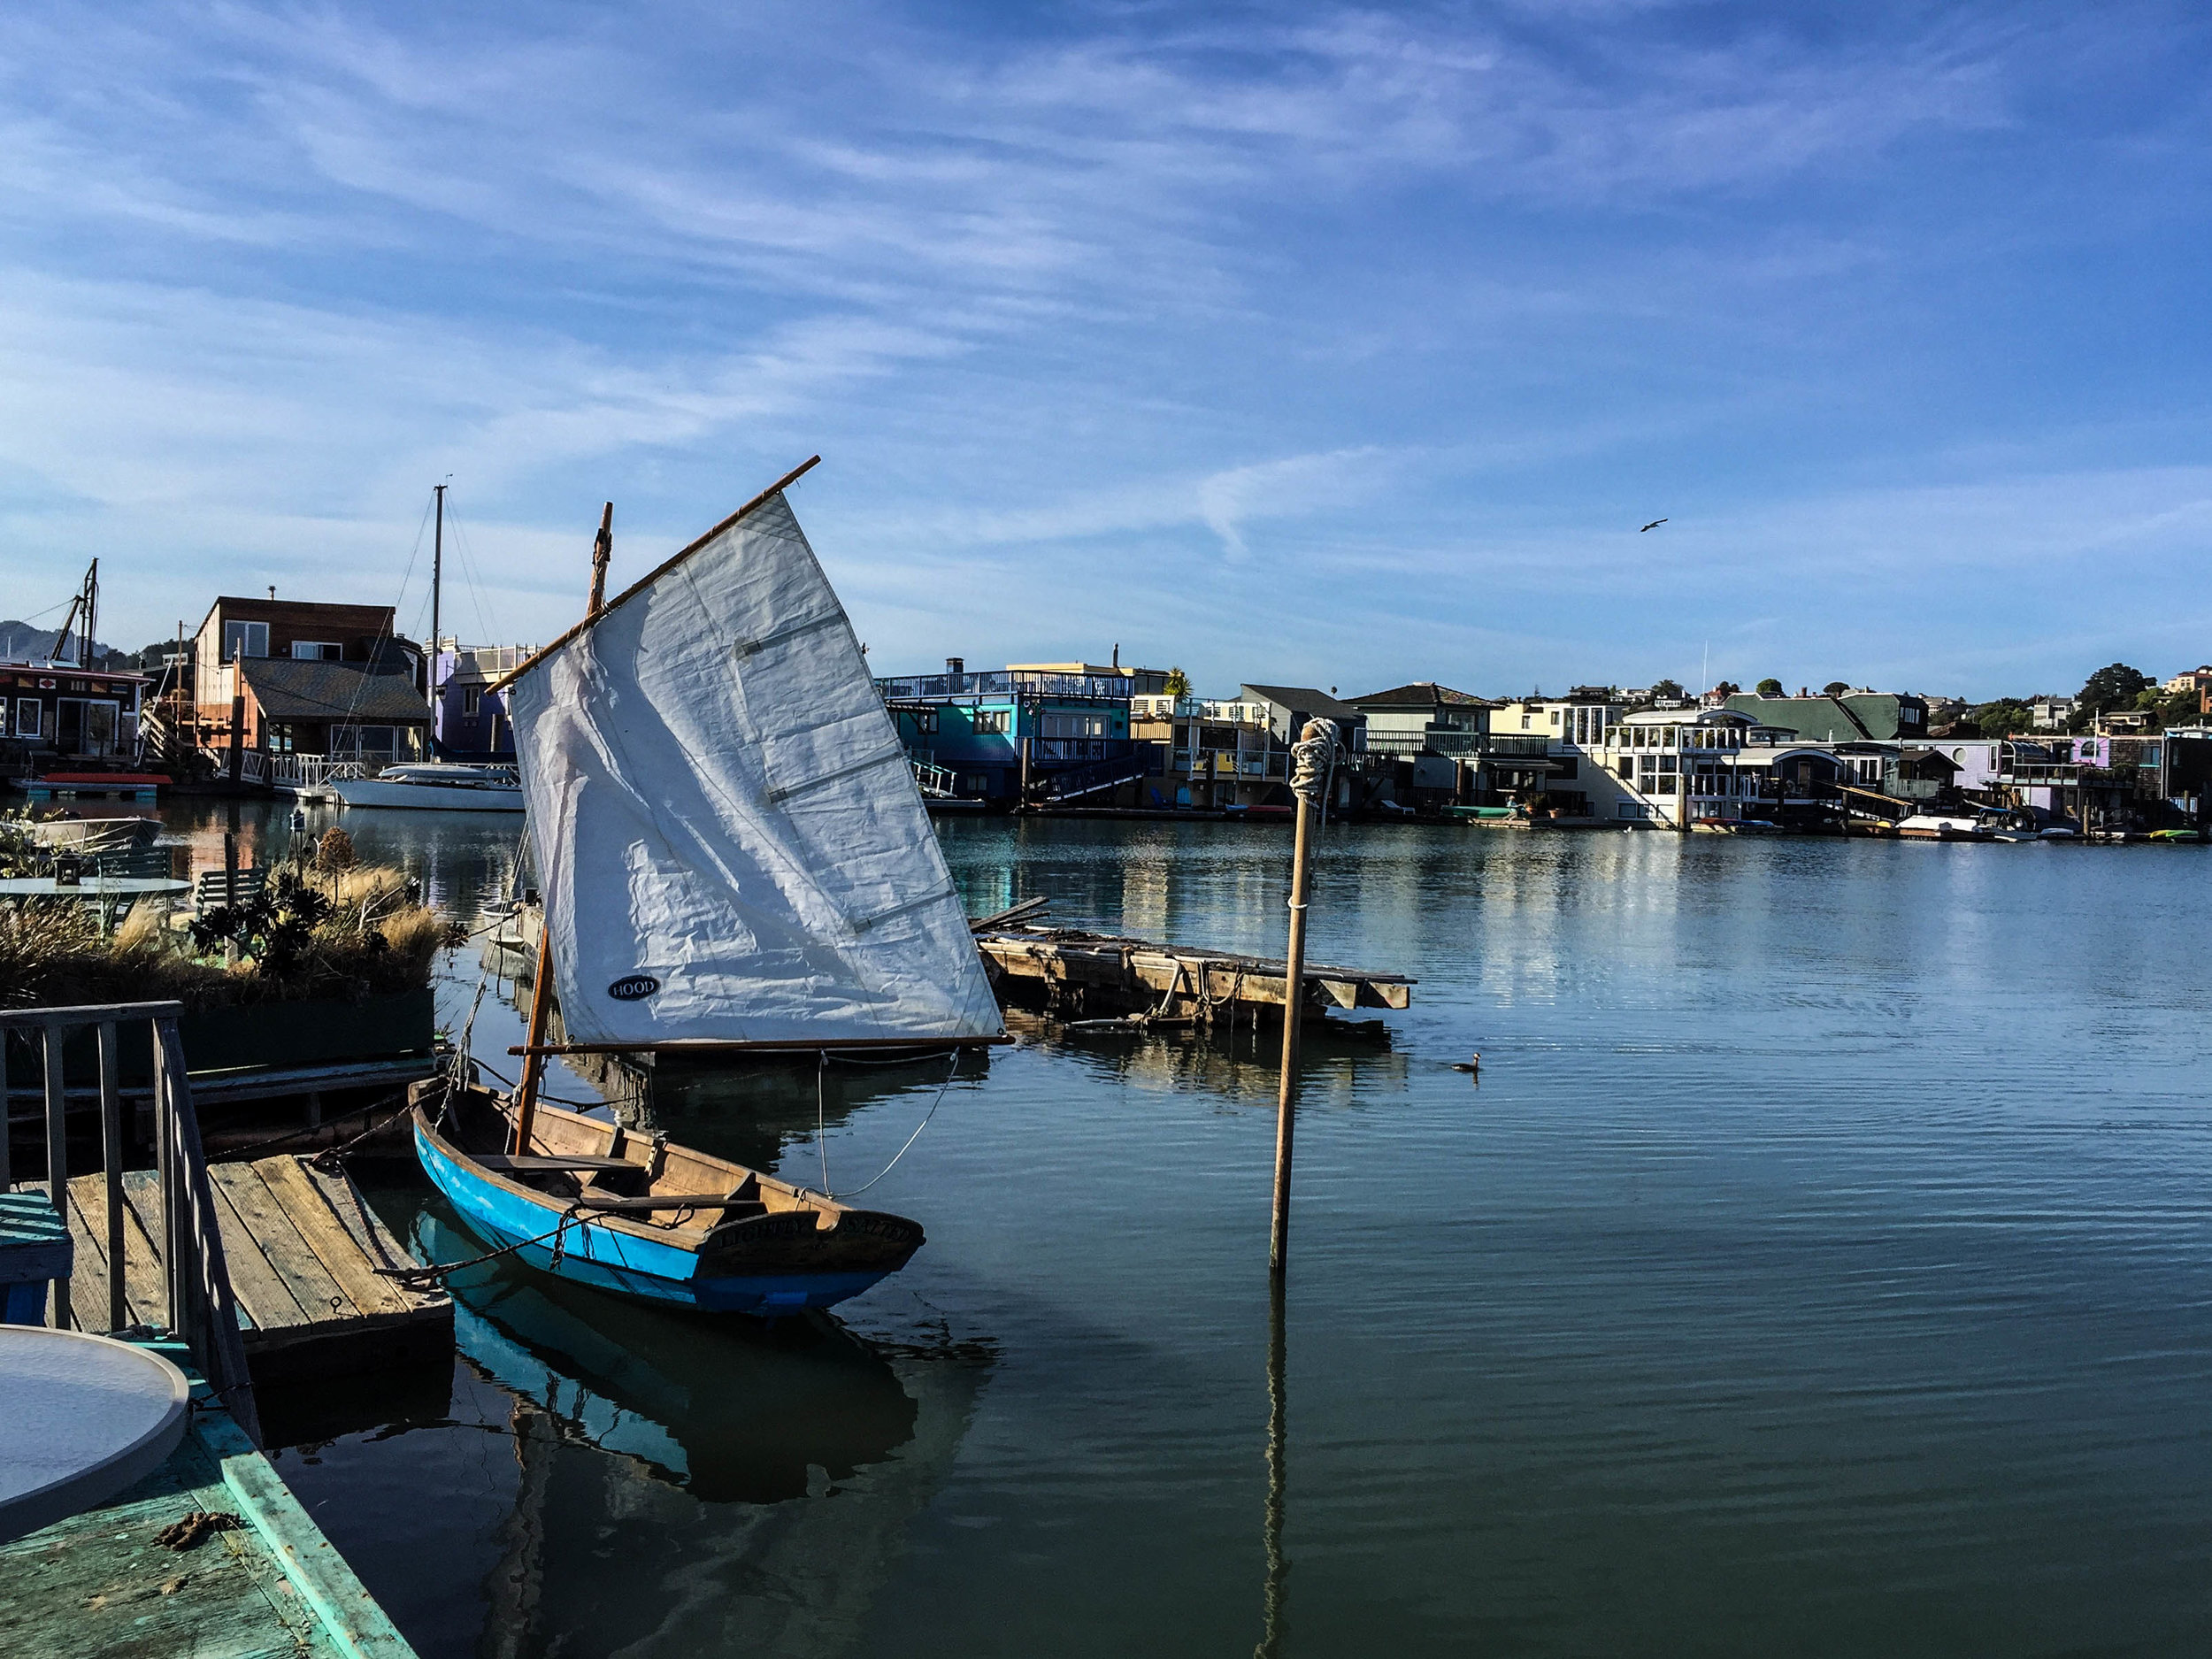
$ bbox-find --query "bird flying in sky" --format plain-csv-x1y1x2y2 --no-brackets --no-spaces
1640,518,1668,532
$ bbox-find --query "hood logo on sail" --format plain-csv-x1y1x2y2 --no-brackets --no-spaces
607,974,660,1002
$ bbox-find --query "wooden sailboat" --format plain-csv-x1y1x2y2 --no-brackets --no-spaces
412,1084,927,1313
414,460,1006,1314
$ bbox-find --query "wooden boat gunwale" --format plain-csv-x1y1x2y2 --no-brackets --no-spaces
413,1081,922,1264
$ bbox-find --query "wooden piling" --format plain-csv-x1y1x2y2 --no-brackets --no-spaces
1270,723,1324,1279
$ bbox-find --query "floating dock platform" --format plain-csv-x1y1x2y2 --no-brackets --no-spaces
45,1154,451,1387
974,925,1414,1024
0,1356,418,1658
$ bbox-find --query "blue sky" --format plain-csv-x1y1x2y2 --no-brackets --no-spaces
4,1,2210,700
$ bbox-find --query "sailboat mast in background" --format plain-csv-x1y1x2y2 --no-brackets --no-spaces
428,483,445,716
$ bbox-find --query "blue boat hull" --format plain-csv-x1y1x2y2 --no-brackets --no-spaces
414,1118,898,1316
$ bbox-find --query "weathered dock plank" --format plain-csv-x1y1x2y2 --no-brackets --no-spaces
201,1169,311,1333
256,1156,418,1319
0,1366,419,1658
28,1155,451,1386
975,926,1414,1024
210,1162,356,1325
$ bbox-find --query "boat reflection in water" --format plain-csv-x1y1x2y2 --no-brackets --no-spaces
414,1202,925,1501
407,1200,993,1653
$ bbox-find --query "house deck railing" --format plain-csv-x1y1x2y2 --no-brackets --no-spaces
877,670,1139,703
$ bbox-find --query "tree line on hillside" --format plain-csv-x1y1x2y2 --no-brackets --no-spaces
1959,664,2194,737
1540,664,2198,737
1728,663,2195,736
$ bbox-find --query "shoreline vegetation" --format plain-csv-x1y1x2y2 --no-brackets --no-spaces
0,820,458,1012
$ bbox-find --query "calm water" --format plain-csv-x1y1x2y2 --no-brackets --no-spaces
175,805,2212,1655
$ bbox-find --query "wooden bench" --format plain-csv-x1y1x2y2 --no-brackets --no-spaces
193,867,268,910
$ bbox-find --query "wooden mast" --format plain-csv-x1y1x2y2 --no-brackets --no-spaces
511,504,616,1156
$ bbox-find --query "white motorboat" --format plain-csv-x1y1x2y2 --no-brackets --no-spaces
332,763,523,812
1895,812,1994,842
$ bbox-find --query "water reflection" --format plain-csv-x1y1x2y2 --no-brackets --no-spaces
156,797,528,923
1025,1007,1411,1110
413,1204,918,1502
383,1198,995,1659
1255,1275,1288,1659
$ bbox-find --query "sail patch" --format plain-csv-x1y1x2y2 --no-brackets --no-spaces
607,974,661,1001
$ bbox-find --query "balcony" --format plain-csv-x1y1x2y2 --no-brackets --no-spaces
1485,735,1555,758
876,670,1136,703
1167,748,1293,781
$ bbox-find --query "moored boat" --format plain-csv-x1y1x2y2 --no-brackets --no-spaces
1895,813,1994,841
420,461,1005,1316
411,1079,923,1314
332,762,523,811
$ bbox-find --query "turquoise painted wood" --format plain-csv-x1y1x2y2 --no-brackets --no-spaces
0,1359,417,1658
415,1119,888,1314
0,1193,71,1326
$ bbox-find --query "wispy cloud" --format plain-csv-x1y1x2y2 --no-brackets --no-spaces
0,1,2205,697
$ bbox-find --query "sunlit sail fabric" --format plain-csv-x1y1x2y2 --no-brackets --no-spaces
503,488,1002,1046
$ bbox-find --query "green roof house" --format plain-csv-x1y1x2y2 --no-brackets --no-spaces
1721,691,1929,743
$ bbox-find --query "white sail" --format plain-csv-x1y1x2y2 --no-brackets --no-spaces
502,486,1002,1047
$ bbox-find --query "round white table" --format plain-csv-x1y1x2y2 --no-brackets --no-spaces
0,1326,191,1545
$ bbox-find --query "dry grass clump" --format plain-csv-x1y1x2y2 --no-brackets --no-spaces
0,859,462,1012
375,905,449,988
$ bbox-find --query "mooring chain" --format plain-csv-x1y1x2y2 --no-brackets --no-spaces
374,1201,592,1290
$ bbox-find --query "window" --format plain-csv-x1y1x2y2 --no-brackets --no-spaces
290,641,341,661
1520,714,1532,730
463,686,483,718
223,620,269,661
267,723,296,753
910,708,939,736
334,724,397,757
12,698,38,738
972,709,1010,734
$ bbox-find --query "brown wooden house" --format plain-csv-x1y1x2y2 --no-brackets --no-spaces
188,596,428,764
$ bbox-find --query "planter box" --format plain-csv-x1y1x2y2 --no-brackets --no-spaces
34,987,437,1088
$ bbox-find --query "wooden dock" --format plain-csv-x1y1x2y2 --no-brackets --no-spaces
506,896,1415,1034
47,1154,451,1387
974,926,1414,1025
0,1360,418,1658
